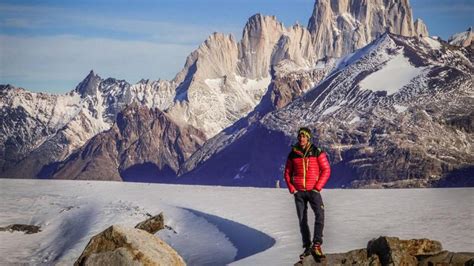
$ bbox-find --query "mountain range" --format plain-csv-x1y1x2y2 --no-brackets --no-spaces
1,0,472,188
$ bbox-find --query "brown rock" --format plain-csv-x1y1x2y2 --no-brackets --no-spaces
399,238,443,256
0,224,41,234
298,236,472,266
75,225,185,266
135,213,165,234
298,249,381,266
418,251,474,266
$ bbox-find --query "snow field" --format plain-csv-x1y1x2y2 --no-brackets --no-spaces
0,179,473,265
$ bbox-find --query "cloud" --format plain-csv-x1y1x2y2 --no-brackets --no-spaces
0,2,242,93
0,34,196,92
0,3,241,45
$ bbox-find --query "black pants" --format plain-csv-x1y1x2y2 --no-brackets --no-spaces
294,190,325,247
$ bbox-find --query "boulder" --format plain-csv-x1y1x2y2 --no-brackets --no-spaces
298,236,473,266
299,248,381,265
367,236,442,265
418,251,474,266
135,212,165,234
75,225,185,266
0,224,41,234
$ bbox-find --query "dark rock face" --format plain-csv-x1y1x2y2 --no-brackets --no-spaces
367,236,441,265
0,224,41,234
135,213,165,234
180,124,291,187
271,61,334,109
51,104,206,181
298,236,473,266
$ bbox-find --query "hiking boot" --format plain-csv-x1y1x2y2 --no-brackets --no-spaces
299,246,312,259
312,243,325,258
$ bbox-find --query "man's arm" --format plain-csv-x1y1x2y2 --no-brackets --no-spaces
283,158,296,193
314,152,331,191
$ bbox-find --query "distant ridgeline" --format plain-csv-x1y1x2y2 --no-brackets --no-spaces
1,0,472,187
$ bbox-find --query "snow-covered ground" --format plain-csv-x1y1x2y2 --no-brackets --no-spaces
0,179,473,265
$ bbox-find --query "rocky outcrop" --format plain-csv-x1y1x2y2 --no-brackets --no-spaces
0,224,41,234
367,236,441,265
237,15,286,79
271,59,336,109
298,236,473,266
51,104,206,181
75,225,185,266
414,19,429,37
449,27,473,48
307,0,428,59
135,213,165,234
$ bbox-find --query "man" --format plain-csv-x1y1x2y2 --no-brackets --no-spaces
284,127,331,261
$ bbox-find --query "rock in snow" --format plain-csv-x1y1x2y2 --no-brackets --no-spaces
75,225,185,266
0,224,41,234
299,236,473,266
134,213,165,235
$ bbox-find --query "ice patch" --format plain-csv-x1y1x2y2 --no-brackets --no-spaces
359,51,424,95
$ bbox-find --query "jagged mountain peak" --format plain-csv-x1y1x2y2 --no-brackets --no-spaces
449,26,473,47
75,70,102,97
182,32,472,188
307,0,427,60
238,14,287,79
244,13,282,29
0,84,17,92
51,104,207,181
264,31,471,137
414,18,429,37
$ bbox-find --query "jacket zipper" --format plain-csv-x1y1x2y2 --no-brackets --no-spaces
303,145,310,190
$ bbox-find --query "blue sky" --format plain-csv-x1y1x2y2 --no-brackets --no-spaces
1,0,473,94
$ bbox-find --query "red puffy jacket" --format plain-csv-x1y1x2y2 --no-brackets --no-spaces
284,144,331,193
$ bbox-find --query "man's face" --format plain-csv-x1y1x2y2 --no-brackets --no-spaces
298,133,309,147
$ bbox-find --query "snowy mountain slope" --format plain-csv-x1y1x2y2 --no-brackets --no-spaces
449,27,473,48
0,179,472,265
0,71,177,179
1,0,443,183
180,33,473,188
265,33,474,187
178,59,336,182
49,104,206,181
